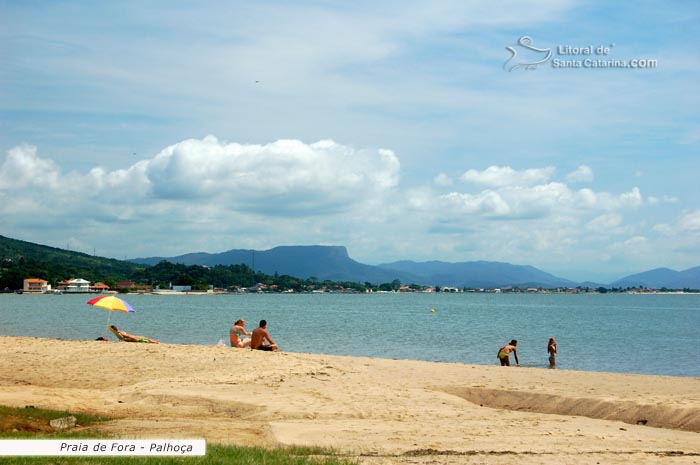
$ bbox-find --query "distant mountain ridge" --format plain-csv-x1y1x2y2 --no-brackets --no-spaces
610,267,700,289
377,260,577,288
130,245,422,285
131,246,580,288
131,245,699,289
2,234,696,289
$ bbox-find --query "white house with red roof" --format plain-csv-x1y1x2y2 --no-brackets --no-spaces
23,278,49,293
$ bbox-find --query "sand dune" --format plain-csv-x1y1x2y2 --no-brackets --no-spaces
447,386,700,432
1,336,698,464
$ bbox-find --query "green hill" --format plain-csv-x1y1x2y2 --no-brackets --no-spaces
0,235,349,293
0,235,146,290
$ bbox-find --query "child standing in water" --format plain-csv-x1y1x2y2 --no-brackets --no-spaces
548,337,557,368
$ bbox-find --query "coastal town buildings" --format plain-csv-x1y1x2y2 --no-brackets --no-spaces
91,282,110,293
57,278,91,293
20,278,112,294
22,278,49,293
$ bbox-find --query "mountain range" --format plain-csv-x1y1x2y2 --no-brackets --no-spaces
609,267,700,290
2,234,695,290
129,245,699,290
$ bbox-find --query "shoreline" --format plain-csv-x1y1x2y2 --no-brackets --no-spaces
8,289,700,295
1,331,698,379
1,336,699,464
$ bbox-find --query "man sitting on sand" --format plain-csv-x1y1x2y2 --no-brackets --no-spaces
497,339,519,366
250,320,278,351
109,325,159,344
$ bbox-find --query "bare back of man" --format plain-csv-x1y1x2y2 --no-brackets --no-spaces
250,320,279,351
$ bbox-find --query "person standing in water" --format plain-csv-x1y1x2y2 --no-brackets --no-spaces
548,337,557,368
497,339,519,366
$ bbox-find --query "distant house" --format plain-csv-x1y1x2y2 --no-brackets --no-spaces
91,282,110,293
117,281,135,289
64,278,91,293
440,286,461,293
23,278,49,293
247,283,265,293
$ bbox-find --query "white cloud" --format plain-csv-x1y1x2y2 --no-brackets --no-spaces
107,138,395,213
459,166,555,188
649,210,700,244
663,195,679,204
618,187,643,208
647,195,676,206
576,188,598,209
566,165,593,183
615,235,649,250
652,223,673,236
437,181,644,221
443,190,511,216
1,1,698,280
434,173,453,186
0,145,61,191
0,138,401,226
586,213,622,231
679,210,700,232
405,187,435,210
1,139,696,278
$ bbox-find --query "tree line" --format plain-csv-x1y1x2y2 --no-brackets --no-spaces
0,255,407,293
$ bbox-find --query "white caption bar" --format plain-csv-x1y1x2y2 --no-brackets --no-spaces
0,440,205,456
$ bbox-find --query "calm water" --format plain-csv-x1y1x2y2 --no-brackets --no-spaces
1,293,698,377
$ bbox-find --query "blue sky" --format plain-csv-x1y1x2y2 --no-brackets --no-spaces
1,1,698,282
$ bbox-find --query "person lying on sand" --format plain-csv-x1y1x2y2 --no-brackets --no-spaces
109,325,159,343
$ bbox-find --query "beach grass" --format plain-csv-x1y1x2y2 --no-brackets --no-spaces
0,405,108,438
3,446,359,465
0,405,357,465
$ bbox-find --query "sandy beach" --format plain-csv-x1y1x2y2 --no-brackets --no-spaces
0,336,698,464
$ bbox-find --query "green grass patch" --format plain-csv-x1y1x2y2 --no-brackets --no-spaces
0,406,358,464
0,444,358,465
0,405,108,438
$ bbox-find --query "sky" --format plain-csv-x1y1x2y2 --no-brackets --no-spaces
1,1,698,283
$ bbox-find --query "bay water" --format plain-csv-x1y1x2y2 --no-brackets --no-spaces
1,292,697,377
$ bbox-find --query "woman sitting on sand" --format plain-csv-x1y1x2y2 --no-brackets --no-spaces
229,319,252,348
108,325,159,343
548,337,557,368
497,339,519,366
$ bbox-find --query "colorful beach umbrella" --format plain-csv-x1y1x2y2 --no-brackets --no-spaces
87,295,135,313
87,295,135,330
